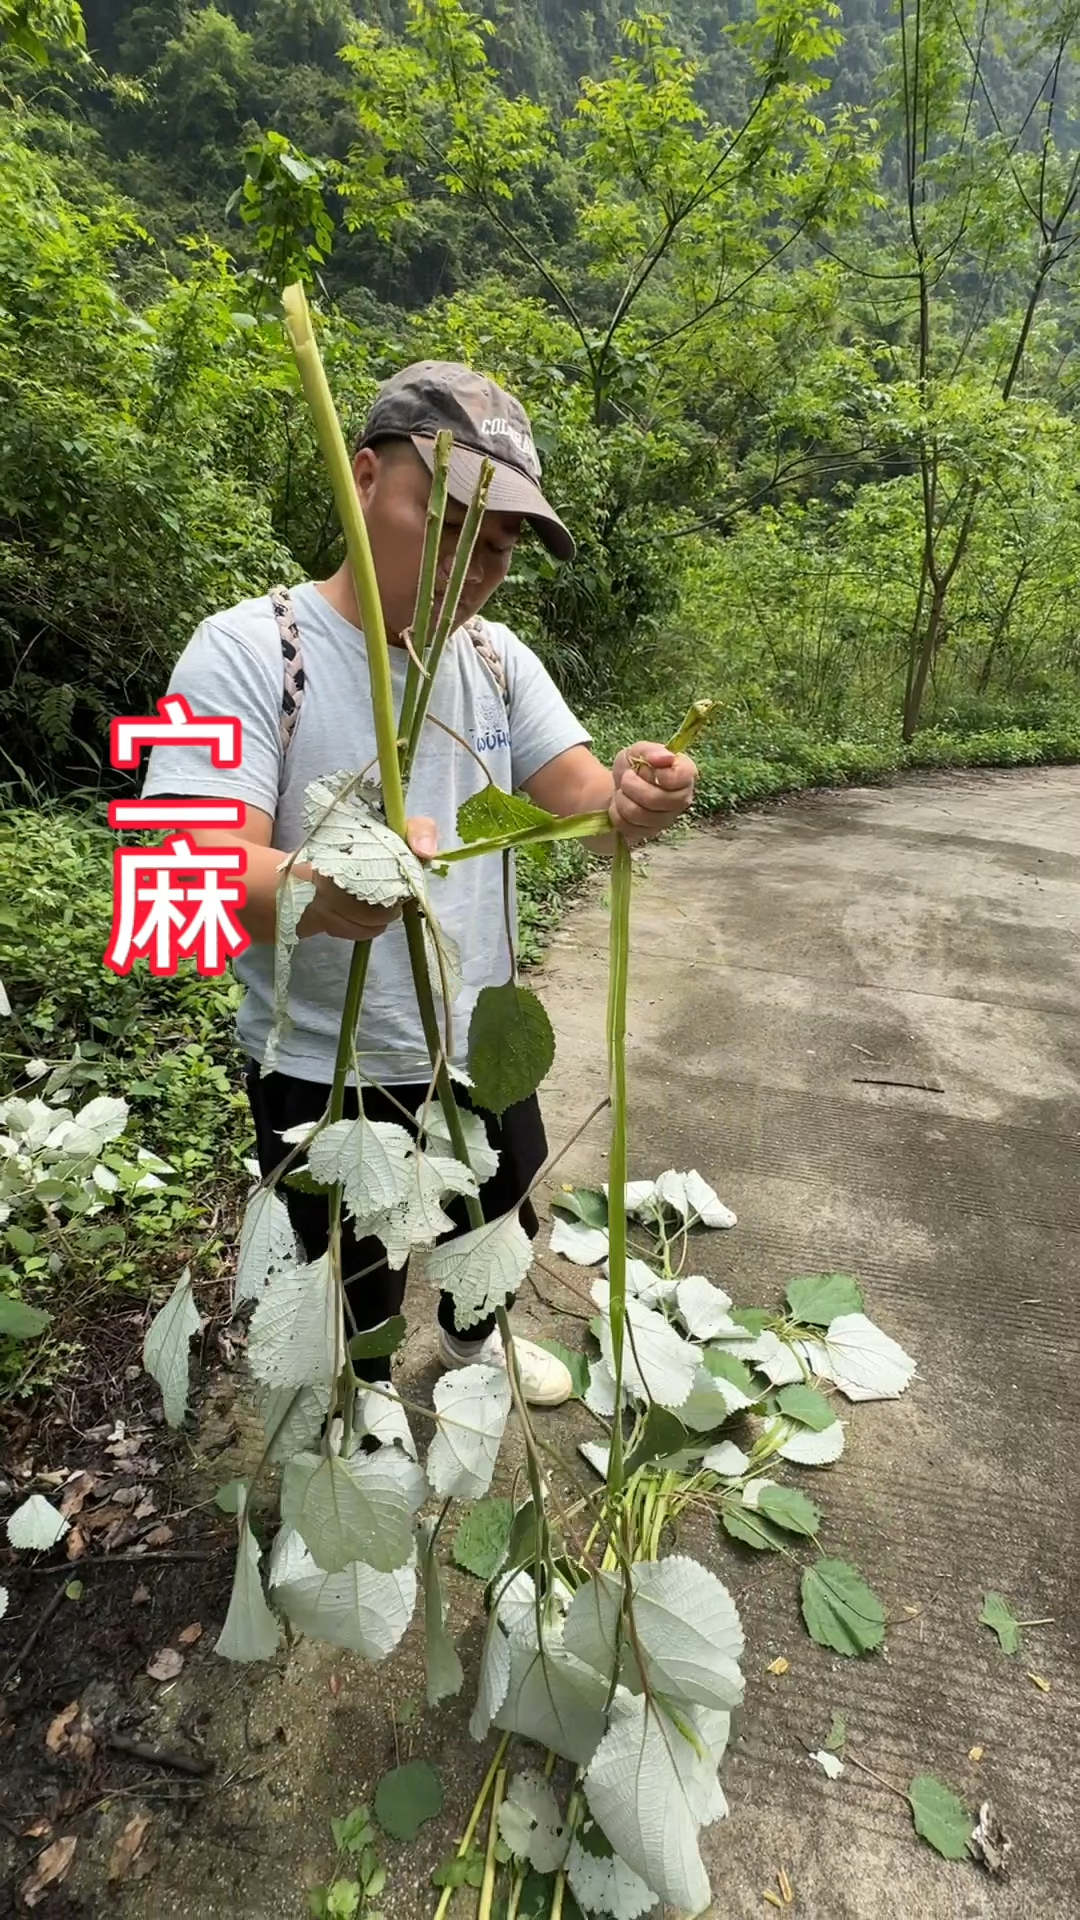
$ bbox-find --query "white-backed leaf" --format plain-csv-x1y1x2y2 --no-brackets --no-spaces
214,1528,281,1662
422,1215,531,1332
594,1284,700,1410
265,872,315,1072
741,1476,780,1510
281,1448,423,1573
304,774,425,906
307,1116,413,1223
678,1365,744,1432
551,1216,609,1267
702,1440,751,1477
741,1330,806,1386
498,1772,569,1873
260,1384,326,1463
621,1180,659,1219
819,1314,916,1401
569,1559,744,1713
584,1692,714,1913
675,1275,734,1339
427,1364,511,1500
469,1611,512,1741
248,1254,342,1389
566,1832,656,1920
57,1095,129,1156
584,1356,620,1419
268,1525,315,1589
416,1102,498,1184
622,1258,677,1308
235,1187,297,1307
354,1385,417,1458
769,1415,846,1465
0,1586,7,1621
653,1169,736,1230
494,1640,610,1766
6,1493,69,1551
373,1149,480,1270
811,1749,845,1779
143,1269,201,1429
276,1555,416,1659
578,1439,611,1477
420,1517,463,1707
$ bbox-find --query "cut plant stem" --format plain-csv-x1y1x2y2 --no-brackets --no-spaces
604,838,632,1493
433,1735,510,1920
398,429,452,753
478,1767,506,1920
403,459,494,780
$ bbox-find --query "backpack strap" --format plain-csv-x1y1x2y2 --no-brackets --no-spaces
269,586,306,753
268,590,509,759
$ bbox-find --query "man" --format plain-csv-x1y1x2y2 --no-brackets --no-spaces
142,361,697,1410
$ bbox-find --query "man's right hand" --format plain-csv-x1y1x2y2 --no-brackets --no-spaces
298,815,439,943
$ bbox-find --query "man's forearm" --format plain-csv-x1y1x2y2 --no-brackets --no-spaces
187,831,308,945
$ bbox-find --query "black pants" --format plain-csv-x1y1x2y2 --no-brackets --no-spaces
246,1064,547,1381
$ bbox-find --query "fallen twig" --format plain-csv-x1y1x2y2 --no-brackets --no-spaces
7,1549,220,1577
0,1575,70,1690
853,1076,944,1094
107,1733,214,1778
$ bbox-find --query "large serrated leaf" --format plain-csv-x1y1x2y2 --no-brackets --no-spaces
493,1640,610,1766
550,1216,609,1266
467,982,555,1116
457,786,557,849
274,1550,416,1659
674,1275,735,1339
469,1609,512,1741
565,1830,656,1920
375,1759,444,1840
214,1528,281,1663
499,1772,569,1873
801,1559,885,1655
720,1503,787,1552
584,1692,714,1914
764,1414,845,1466
305,774,426,907
422,1213,532,1331
6,1493,69,1551
0,1296,51,1340
281,1448,423,1574
979,1591,1021,1654
234,1186,296,1307
420,1518,464,1707
427,1364,511,1500
260,1384,326,1463
143,1269,201,1429
248,1254,342,1390
453,1497,513,1580
307,1116,414,1225
757,1484,821,1537
908,1774,973,1860
417,1102,499,1185
594,1285,700,1410
785,1272,864,1325
818,1314,916,1401
775,1382,836,1431
565,1557,744,1713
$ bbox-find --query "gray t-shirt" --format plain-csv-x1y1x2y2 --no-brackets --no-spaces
142,582,590,1083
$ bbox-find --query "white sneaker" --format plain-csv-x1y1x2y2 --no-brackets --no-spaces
437,1326,573,1408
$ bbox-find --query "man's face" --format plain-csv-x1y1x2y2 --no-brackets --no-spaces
355,441,522,637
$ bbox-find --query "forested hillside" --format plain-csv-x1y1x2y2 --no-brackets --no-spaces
3,0,1080,795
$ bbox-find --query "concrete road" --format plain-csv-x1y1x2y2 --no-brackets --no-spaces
538,767,1080,1919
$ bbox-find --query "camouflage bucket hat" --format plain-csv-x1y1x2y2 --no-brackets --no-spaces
359,360,575,562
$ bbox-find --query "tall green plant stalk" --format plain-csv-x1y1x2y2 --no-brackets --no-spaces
402,462,494,779
398,430,452,756
604,839,632,1495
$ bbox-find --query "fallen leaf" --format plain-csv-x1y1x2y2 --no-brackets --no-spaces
22,1819,52,1839
177,1623,203,1648
133,1499,156,1522
766,1657,790,1676
969,1745,984,1763
65,1528,86,1562
108,1809,154,1883
81,1503,127,1532
328,1671,341,1697
131,1583,151,1605
65,1582,83,1602
1028,1673,1051,1693
21,1835,77,1907
810,1748,844,1779
777,1866,795,1904
37,1470,67,1489
45,1702,94,1763
969,1800,1011,1877
147,1647,184,1682
143,1524,175,1548
59,1472,98,1519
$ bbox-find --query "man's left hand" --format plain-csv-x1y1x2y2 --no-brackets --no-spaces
609,742,697,846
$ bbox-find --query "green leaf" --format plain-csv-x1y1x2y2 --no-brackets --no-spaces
757,1485,822,1537
721,1504,787,1552
908,1774,973,1861
6,1225,37,1258
785,1273,865,1326
457,786,557,852
505,1499,539,1572
801,1559,885,1656
214,1479,247,1514
420,1518,464,1707
551,1186,609,1231
431,1851,485,1891
824,1712,846,1753
143,1269,201,1429
979,1591,1021,1655
349,1315,406,1362
467,982,555,1116
725,1307,771,1336
281,1449,422,1574
775,1383,836,1431
0,1295,51,1340
624,1405,690,1475
452,1497,514,1580
331,1807,374,1856
702,1348,756,1395
374,1761,444,1841
214,1529,281,1662
533,1339,590,1400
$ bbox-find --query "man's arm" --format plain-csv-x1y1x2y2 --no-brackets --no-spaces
522,742,697,854
177,806,438,945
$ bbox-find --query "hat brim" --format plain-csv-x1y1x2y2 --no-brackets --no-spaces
411,436,575,563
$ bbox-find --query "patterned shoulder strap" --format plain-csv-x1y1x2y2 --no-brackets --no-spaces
270,586,306,753
465,616,511,711
269,589,508,757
